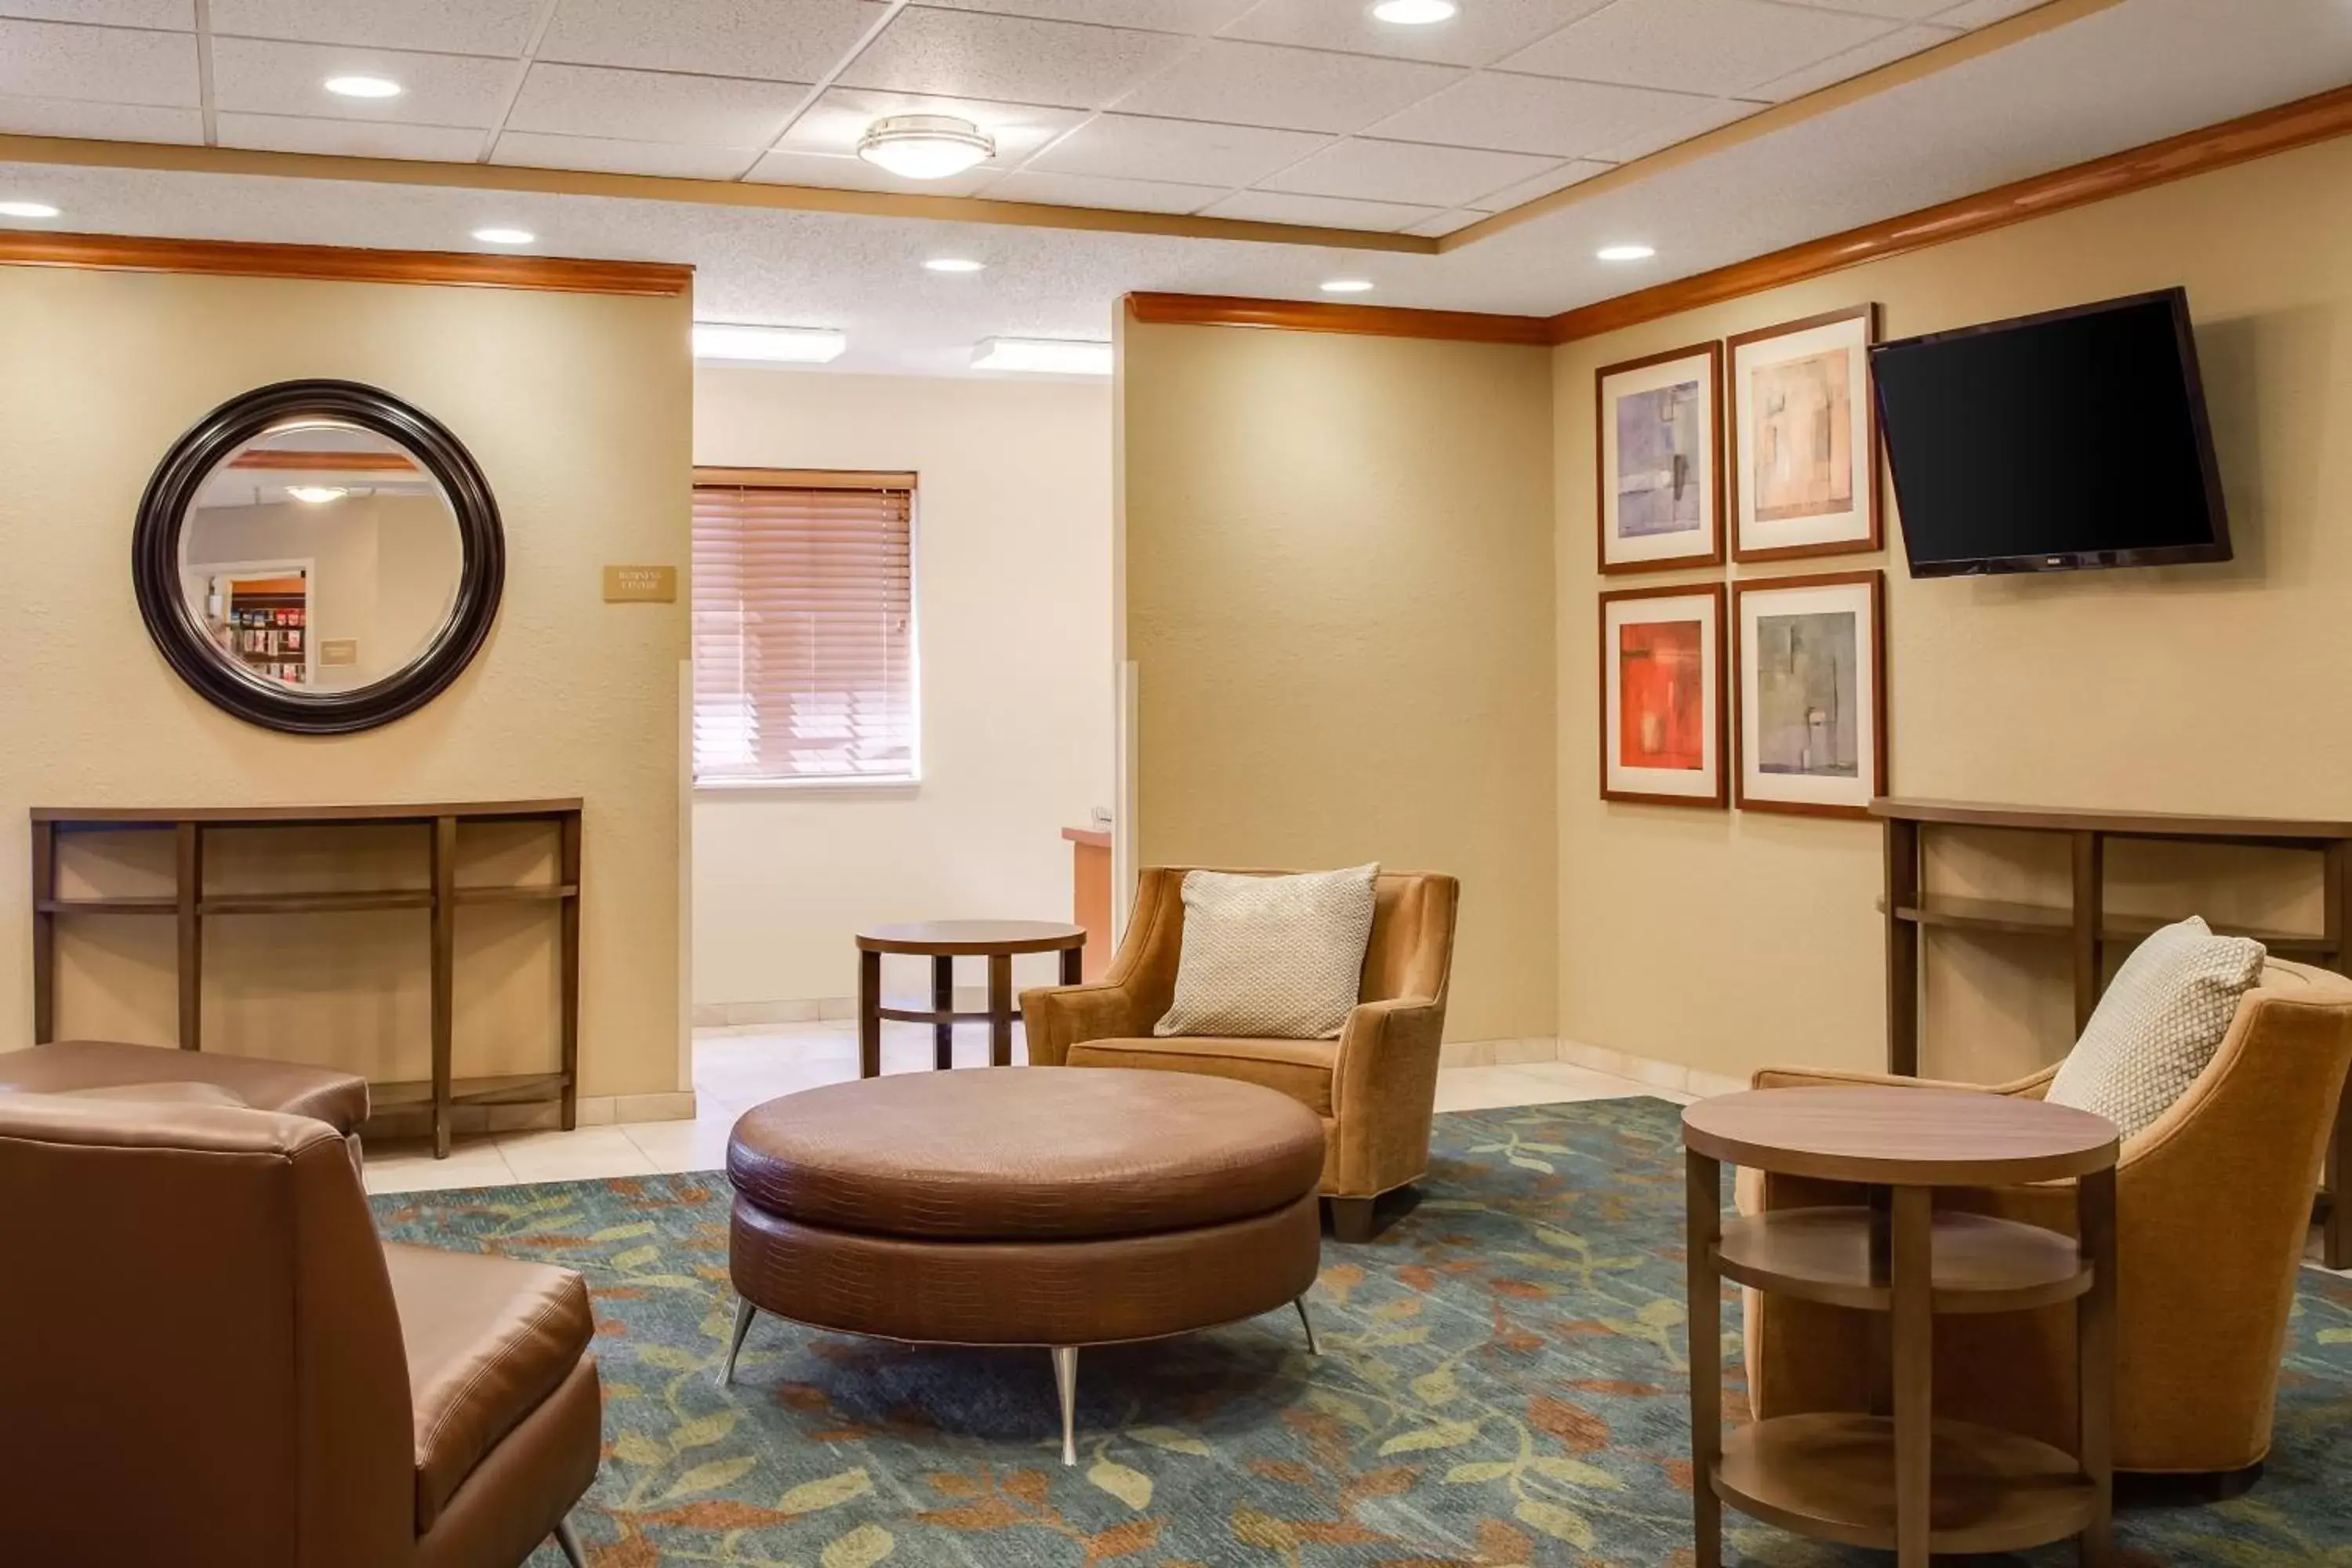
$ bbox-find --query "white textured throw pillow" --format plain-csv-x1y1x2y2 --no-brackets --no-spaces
1154,865,1380,1040
2045,916,2265,1139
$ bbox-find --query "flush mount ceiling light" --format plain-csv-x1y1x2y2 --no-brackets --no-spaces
472,227,535,245
923,257,986,274
285,485,348,504
0,199,60,219
1596,243,1657,261
972,337,1113,376
1370,0,1458,24
1320,278,1376,294
858,114,996,180
324,74,401,98
693,322,848,365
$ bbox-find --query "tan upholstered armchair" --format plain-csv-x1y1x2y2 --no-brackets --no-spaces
1022,866,1458,1241
1739,956,2352,1477
0,1094,601,1568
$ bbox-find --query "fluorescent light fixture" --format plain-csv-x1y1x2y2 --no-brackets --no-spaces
858,114,995,180
1371,0,1457,23
1595,242,1657,261
324,74,401,98
472,227,535,245
0,200,60,219
1320,278,1375,294
923,257,986,274
971,337,1113,376
693,322,848,365
286,485,348,504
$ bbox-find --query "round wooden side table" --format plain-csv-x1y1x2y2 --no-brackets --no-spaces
1681,1086,2120,1567
854,920,1087,1078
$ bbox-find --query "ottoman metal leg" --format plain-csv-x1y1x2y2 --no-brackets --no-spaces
1051,1345,1079,1466
1294,1295,1319,1356
552,1517,586,1568
720,1298,758,1387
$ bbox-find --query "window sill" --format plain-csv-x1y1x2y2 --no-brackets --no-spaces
694,776,921,799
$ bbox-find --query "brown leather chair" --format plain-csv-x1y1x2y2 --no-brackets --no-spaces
0,1093,601,1568
1738,956,2352,1477
0,1037,372,1162
1022,865,1458,1240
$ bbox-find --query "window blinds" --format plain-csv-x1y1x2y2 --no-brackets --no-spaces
691,472,916,783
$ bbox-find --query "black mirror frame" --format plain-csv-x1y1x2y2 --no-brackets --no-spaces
133,379,505,736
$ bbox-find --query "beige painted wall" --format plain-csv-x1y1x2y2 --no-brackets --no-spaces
0,264,690,1099
1120,320,1559,1043
1556,134,2352,1083
692,368,1115,1006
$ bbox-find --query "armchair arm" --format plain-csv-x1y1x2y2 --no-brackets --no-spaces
1750,1064,2056,1099
1330,996,1446,1195
1018,981,1152,1067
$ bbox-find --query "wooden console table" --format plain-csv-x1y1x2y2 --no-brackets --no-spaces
1875,797,2352,1266
31,800,581,1158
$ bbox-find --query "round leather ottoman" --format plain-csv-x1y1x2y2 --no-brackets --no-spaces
723,1067,1326,1462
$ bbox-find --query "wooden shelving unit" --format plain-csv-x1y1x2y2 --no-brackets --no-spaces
1875,796,2352,1267
30,800,582,1158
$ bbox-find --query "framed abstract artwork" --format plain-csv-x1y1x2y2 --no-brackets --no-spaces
1728,304,1880,563
1732,569,1885,818
1596,341,1722,573
1599,583,1726,808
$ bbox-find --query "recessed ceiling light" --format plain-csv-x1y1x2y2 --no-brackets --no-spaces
858,114,996,181
285,485,348,505
324,74,401,99
923,257,986,274
1371,0,1458,24
1596,243,1657,262
1320,278,1376,294
693,322,848,365
972,338,1113,376
472,227,535,245
0,200,60,220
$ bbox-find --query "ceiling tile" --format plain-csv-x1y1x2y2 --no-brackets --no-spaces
919,0,1256,33
1755,22,1959,100
1403,208,1484,237
1220,0,1614,69
209,38,513,123
1930,0,2045,24
507,63,808,146
210,0,539,55
839,8,1187,108
1501,0,1893,97
0,17,198,105
1258,137,1559,208
743,146,1000,197
216,112,487,160
0,1,188,25
1367,71,1718,157
1773,0,1958,18
539,0,881,84
775,87,1085,162
0,92,201,140
1586,90,1751,161
1112,39,1463,134
982,168,1221,213
1025,112,1327,186
1466,155,1610,210
490,130,763,180
1200,187,1440,231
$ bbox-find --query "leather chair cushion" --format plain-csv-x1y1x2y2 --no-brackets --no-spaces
412,1357,603,1568
1064,1035,1336,1116
385,1243,594,1533
728,1066,1324,1241
0,1040,369,1134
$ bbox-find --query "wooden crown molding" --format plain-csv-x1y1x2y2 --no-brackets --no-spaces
1125,292,1551,346
1548,79,2352,343
0,228,693,296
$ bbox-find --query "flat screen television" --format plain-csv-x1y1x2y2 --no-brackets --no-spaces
1870,288,2230,575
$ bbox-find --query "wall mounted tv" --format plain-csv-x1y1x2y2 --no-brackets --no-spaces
1870,287,2230,575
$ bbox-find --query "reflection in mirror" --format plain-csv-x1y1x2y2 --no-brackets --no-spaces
176,419,463,692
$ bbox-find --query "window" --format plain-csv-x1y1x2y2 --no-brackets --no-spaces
691,470,917,785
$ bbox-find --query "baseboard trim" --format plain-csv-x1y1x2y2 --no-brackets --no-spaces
1555,1040,1748,1100
361,1089,697,1140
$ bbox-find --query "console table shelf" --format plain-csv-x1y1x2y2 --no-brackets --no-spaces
30,800,582,1158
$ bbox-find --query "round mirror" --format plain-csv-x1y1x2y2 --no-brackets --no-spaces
134,380,503,734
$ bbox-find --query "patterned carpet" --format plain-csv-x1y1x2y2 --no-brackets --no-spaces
372,1097,2352,1566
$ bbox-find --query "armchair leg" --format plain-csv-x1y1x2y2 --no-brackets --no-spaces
553,1517,586,1568
1328,1195,1379,1243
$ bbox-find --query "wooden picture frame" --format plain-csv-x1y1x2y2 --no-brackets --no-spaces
1596,340,1723,574
1732,569,1886,818
1599,582,1727,808
1728,304,1880,563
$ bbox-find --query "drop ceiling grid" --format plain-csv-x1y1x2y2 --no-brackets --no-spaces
0,0,2022,233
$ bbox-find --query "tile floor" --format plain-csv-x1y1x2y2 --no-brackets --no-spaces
361,1020,1679,1194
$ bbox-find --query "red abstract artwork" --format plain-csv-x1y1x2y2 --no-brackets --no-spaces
1617,620,1705,771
